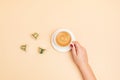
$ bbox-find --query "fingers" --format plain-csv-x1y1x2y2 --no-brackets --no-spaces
70,43,77,56
71,41,83,56
73,41,84,55
74,41,81,54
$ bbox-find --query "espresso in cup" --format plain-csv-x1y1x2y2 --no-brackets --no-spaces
56,31,71,47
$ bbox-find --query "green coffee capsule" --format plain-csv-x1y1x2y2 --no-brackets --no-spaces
32,32,39,39
20,44,27,51
38,47,46,54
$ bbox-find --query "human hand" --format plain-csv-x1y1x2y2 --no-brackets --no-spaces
71,41,96,80
70,41,88,67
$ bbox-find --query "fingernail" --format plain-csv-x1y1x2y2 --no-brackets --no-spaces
70,44,73,47
74,44,76,48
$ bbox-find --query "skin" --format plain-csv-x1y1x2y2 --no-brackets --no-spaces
70,41,96,80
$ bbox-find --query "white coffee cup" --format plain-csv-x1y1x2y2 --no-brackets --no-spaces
51,29,75,52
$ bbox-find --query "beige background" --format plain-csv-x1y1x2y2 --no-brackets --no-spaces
0,0,120,80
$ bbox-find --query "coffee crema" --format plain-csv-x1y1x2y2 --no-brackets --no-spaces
56,32,71,47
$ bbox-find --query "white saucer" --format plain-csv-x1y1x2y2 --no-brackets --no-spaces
51,29,75,52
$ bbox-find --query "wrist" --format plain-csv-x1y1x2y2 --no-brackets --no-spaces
77,61,89,69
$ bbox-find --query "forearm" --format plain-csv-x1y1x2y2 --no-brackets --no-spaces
71,41,96,80
78,62,96,80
